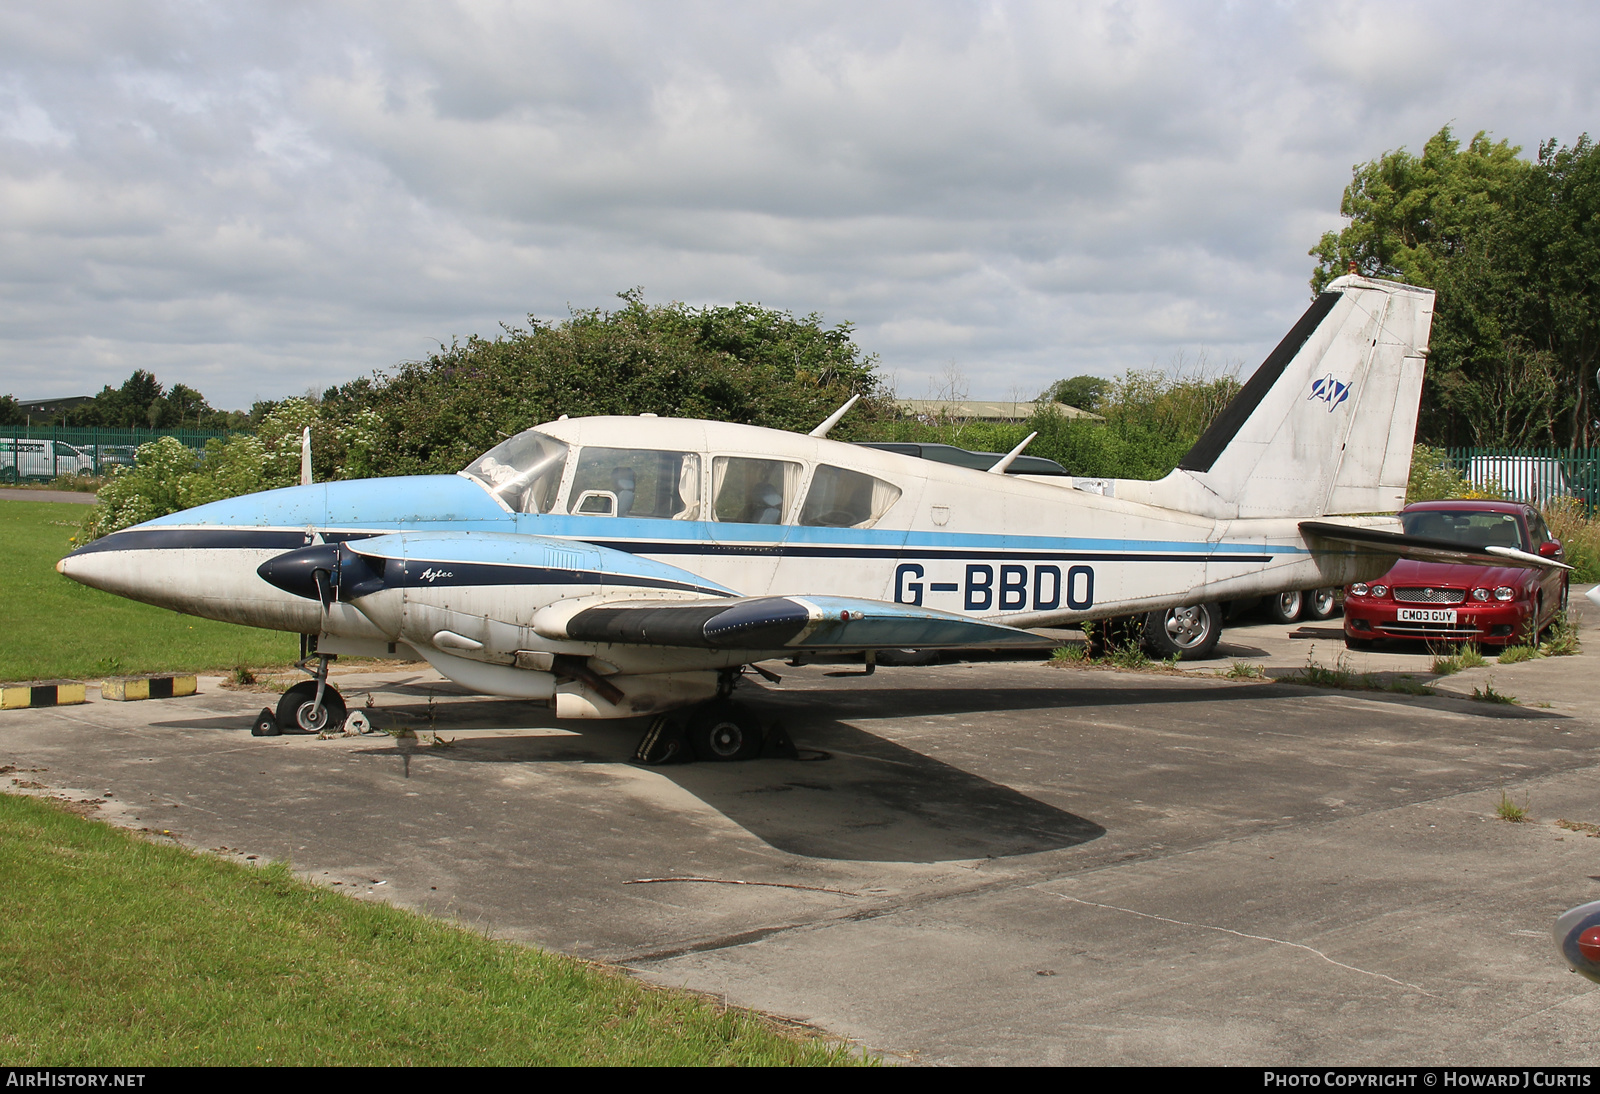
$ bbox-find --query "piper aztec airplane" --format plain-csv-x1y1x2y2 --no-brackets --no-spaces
57,275,1570,761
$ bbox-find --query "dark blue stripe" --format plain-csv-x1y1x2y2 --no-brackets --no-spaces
387,560,725,596
69,528,315,556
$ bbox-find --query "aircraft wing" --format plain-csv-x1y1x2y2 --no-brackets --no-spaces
1299,521,1573,572
548,594,1054,651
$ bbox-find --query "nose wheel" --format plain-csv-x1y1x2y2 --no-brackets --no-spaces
276,680,348,734
257,650,347,734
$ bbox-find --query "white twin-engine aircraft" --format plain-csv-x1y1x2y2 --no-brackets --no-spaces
57,275,1568,761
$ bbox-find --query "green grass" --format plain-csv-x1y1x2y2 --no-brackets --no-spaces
1286,649,1435,696
1495,789,1529,822
1050,644,1088,664
1539,612,1581,657
0,501,295,681
0,794,858,1066
1472,682,1517,704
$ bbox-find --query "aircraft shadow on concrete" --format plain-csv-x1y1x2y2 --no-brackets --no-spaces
144,672,1559,860
308,690,1105,863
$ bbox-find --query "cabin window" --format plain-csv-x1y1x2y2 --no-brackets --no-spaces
567,448,701,519
711,457,802,524
460,430,570,514
799,465,902,528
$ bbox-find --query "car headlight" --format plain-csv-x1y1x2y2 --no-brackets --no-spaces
1351,583,1369,596
1495,586,1515,601
1473,588,1490,601
1371,584,1388,597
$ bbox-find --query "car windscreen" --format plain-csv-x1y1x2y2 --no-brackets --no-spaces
1401,510,1527,551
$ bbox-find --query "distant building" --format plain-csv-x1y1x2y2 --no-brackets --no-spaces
18,396,94,417
895,399,1103,422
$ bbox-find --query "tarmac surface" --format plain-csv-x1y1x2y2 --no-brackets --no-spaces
0,487,98,504
5,597,1600,1065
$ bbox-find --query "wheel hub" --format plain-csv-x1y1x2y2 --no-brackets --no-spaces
296,701,331,732
707,721,744,757
1165,607,1207,647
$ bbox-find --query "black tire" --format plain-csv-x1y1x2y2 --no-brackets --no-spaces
687,700,763,762
1305,588,1339,621
251,708,281,737
1264,590,1303,624
1142,603,1222,661
275,681,347,734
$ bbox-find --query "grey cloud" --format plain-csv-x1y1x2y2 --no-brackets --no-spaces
0,1,1597,408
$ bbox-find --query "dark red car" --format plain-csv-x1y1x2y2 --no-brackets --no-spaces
1343,500,1568,649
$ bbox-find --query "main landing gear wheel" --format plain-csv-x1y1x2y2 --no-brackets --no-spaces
1142,603,1222,661
633,701,799,765
1264,590,1304,624
1305,587,1339,621
688,700,763,762
276,680,347,734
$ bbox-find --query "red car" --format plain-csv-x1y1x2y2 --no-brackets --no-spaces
1343,500,1568,649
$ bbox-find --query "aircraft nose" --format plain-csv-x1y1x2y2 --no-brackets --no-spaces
56,529,141,593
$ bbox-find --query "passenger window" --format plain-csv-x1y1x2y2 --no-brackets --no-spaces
712,457,802,524
568,448,700,519
800,465,902,528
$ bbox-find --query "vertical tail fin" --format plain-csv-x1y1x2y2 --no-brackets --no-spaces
1117,275,1434,519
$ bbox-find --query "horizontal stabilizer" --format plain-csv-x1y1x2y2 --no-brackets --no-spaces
1299,521,1573,572
564,594,1052,651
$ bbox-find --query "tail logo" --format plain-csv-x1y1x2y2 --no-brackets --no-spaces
1309,374,1350,412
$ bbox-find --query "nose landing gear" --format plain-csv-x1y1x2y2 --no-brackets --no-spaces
252,643,346,736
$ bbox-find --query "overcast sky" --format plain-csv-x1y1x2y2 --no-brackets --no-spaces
2,1,1596,410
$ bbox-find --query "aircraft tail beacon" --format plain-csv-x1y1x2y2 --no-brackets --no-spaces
1116,275,1435,520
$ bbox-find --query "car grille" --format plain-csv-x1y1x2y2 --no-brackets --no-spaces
1393,587,1465,604
1380,622,1481,637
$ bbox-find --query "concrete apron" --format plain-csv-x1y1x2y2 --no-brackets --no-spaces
3,605,1600,1065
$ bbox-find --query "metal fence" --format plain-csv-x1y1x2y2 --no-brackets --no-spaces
1444,447,1600,510
0,426,237,483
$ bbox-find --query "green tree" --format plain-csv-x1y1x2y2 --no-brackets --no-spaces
1310,126,1600,447
332,293,887,477
1045,376,1111,413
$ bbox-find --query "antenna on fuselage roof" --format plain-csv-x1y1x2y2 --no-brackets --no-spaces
808,393,861,438
987,431,1038,475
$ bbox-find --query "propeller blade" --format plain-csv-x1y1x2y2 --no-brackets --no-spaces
313,567,334,613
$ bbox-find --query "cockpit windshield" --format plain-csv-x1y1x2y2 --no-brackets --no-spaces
461,430,570,514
